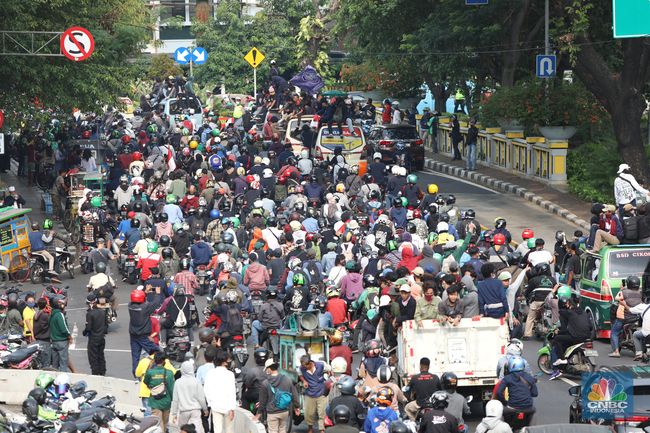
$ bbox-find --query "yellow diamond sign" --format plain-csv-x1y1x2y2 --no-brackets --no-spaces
244,47,265,68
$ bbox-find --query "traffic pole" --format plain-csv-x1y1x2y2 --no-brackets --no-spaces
253,66,257,101
544,0,549,55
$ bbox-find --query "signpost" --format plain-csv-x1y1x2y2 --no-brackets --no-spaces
536,54,556,78
244,47,265,100
60,26,94,61
174,47,190,65
174,46,208,76
613,0,650,38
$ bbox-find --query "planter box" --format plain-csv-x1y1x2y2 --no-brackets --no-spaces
538,126,577,140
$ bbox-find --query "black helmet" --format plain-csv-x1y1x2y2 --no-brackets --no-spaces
267,287,278,298
627,275,641,290
389,421,410,433
465,209,475,219
363,274,376,287
310,175,318,183
446,194,456,205
58,421,79,433
31,222,40,231
332,405,351,425
159,235,171,247
222,232,235,244
133,202,143,213
287,156,297,166
336,375,356,396
392,197,402,207
533,262,551,277
377,364,391,384
435,196,446,206
407,222,417,234
370,190,380,200
95,262,107,274
180,257,191,270
439,212,450,223
162,247,174,259
441,372,458,391
28,387,47,405
160,212,169,222
22,397,39,421
266,216,277,227
198,328,215,344
254,347,270,366
131,218,141,228
495,218,507,229
429,391,450,410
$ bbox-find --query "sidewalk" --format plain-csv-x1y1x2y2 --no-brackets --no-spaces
424,150,593,230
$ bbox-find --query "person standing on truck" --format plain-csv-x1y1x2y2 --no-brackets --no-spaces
477,263,509,320
404,357,441,421
394,285,416,330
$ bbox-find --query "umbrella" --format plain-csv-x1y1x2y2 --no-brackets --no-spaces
321,89,348,97
289,66,325,95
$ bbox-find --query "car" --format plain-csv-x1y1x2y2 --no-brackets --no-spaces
161,96,203,131
568,366,650,431
577,244,650,339
366,124,424,171
313,125,367,166
283,115,315,154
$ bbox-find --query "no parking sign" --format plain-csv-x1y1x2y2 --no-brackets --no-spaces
60,26,95,61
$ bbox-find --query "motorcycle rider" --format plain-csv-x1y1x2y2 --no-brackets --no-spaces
327,376,366,429
160,247,179,279
158,284,194,344
402,174,423,207
252,287,284,348
375,365,407,413
83,293,107,376
404,357,441,421
28,222,59,281
475,400,513,433
495,356,537,421
363,387,398,433
328,405,361,433
241,348,270,411
523,263,556,339
440,372,470,429
328,329,353,376
418,391,459,433
87,262,118,319
496,339,533,379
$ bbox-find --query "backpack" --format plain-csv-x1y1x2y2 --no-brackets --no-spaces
226,305,244,335
269,382,292,410
340,242,354,262
173,297,188,327
623,216,639,243
305,260,323,284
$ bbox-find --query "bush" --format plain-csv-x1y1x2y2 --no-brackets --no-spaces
567,138,620,203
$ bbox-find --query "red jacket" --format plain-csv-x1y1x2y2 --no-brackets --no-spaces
327,297,348,326
329,344,353,376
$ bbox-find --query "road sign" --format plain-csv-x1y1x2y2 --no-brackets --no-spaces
174,47,190,65
536,54,556,78
465,0,488,4
60,26,95,62
244,47,265,68
613,0,650,38
191,47,208,65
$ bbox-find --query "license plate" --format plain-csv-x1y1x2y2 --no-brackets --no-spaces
126,261,135,266
234,346,247,354
584,350,599,357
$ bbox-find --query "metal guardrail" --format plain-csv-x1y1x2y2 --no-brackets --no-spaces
1,31,63,57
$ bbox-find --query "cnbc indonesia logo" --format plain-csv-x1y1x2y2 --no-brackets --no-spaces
585,377,629,416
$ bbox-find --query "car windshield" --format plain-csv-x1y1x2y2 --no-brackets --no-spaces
383,128,418,140
169,97,201,115
607,249,650,278
288,118,313,138
633,385,650,413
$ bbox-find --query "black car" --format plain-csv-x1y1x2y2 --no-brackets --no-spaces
568,366,650,431
366,124,424,170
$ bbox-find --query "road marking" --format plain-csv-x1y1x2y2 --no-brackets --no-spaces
71,348,131,353
422,169,498,193
560,377,579,387
66,302,128,312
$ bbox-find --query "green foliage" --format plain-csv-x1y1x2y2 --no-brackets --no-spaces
295,16,330,76
567,139,619,203
148,54,183,80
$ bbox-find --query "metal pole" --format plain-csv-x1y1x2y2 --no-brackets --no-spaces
190,54,193,78
253,67,257,101
545,0,550,55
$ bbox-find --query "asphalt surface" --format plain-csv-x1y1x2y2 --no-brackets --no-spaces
6,168,635,431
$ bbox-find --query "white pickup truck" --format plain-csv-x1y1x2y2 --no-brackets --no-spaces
397,317,509,402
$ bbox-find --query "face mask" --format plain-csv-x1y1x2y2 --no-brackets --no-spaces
27,302,35,308
424,294,434,302
0,313,6,318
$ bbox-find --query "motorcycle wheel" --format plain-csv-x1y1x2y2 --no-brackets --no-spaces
537,353,553,375
30,263,45,284
66,262,75,279
80,259,89,274
127,273,137,284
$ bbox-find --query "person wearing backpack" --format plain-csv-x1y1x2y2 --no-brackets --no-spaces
144,351,176,432
303,249,325,285
158,286,193,344
257,358,300,433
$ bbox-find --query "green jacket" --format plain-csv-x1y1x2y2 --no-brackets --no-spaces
414,296,442,322
144,365,175,410
49,309,70,342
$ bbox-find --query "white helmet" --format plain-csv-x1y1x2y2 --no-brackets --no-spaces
373,152,382,160
262,157,270,165
331,357,348,374
485,400,504,418
379,295,392,307
225,290,238,303
300,149,309,159
398,167,407,176
253,200,264,209
391,165,400,175
437,222,449,233
262,168,273,179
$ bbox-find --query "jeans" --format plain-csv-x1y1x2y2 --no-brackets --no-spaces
452,138,462,160
466,143,477,170
250,319,264,346
130,334,159,376
51,340,69,372
610,319,624,352
633,330,648,354
142,398,152,416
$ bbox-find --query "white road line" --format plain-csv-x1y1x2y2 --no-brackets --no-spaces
70,348,131,353
67,302,128,312
560,377,579,387
422,169,498,193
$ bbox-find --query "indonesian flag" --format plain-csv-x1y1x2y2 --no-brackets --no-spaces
166,144,176,173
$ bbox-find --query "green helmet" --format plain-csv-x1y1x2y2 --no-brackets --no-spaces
35,372,55,389
527,238,536,249
211,129,220,137
111,130,121,139
387,239,398,252
400,197,408,207
43,219,53,230
407,174,418,184
182,128,190,136
433,253,443,263
166,194,177,204
557,285,572,299
147,124,157,134
147,241,159,253
345,260,356,270
90,196,102,208
293,273,305,286
173,222,183,232
230,217,240,228
428,232,439,244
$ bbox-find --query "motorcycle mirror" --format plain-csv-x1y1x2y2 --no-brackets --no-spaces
466,395,473,403
568,385,581,397
401,385,410,393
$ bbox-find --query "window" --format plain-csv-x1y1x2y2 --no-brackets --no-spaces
583,255,599,282
608,249,650,278
383,127,418,140
159,0,187,22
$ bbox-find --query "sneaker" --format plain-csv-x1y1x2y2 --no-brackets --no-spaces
553,358,568,366
634,353,643,361
608,351,620,358
549,370,563,381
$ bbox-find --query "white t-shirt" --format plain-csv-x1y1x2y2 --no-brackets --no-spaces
630,303,650,336
528,249,553,267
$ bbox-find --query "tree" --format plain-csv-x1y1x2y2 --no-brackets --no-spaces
0,0,150,120
148,54,183,80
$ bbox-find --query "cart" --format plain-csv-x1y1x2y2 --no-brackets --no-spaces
0,207,32,282
62,172,106,243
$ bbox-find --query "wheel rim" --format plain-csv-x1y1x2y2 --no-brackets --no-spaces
9,255,30,282
31,264,44,283
538,354,552,374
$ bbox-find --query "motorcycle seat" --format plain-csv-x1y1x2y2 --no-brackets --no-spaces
622,315,641,325
3,344,39,363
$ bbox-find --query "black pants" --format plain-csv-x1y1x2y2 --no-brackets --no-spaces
88,337,106,376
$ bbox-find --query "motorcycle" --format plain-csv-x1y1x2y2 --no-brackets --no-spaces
261,328,280,358
224,333,249,368
0,342,42,369
166,327,191,364
122,252,139,284
537,329,597,376
195,265,211,296
55,243,77,279
28,253,59,284
619,315,641,355
503,408,535,433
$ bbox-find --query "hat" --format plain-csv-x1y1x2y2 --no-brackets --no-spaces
347,220,359,230
603,204,616,213
498,271,512,281
379,295,392,307
399,284,411,293
617,163,630,174
412,267,424,277
624,203,636,212
264,358,278,369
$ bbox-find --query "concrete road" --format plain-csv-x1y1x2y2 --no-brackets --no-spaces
8,168,632,431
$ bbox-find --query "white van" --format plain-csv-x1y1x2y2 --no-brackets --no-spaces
313,125,367,165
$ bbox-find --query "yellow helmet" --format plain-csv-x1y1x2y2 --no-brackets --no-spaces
427,183,439,195
189,140,199,149
336,183,345,193
328,329,343,345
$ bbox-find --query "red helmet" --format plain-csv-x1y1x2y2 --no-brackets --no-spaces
82,130,91,139
182,147,190,156
521,229,534,240
132,151,142,161
127,211,136,219
306,233,315,241
493,233,506,246
246,175,255,183
413,209,422,219
130,289,146,303
121,135,131,144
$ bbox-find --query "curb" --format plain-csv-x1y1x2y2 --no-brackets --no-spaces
424,158,591,231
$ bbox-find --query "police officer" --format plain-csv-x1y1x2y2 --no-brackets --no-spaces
83,293,107,376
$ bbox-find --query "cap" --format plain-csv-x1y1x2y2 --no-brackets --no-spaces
379,295,392,307
264,358,278,369
624,203,636,212
498,271,512,281
618,163,630,174
412,267,424,277
399,284,411,293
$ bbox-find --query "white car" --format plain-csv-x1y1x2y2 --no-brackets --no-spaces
313,125,367,166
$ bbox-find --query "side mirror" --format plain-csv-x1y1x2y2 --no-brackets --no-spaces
568,385,581,397
466,395,473,404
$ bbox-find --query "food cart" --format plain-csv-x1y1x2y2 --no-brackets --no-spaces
63,171,105,241
278,311,330,383
0,207,32,282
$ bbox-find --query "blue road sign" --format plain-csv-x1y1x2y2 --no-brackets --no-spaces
536,54,556,78
465,0,488,4
174,47,190,65
192,47,208,65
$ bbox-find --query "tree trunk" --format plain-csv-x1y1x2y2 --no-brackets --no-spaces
611,97,649,182
500,0,530,87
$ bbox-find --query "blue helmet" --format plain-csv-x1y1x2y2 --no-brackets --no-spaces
209,209,221,220
508,355,526,373
209,154,222,170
